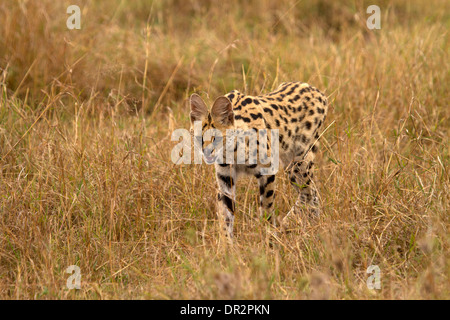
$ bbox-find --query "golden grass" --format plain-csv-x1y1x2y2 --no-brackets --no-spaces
0,0,448,299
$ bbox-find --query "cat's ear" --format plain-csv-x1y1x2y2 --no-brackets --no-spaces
211,96,234,127
189,94,208,123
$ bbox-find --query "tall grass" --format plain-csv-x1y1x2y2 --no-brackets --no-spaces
0,0,448,299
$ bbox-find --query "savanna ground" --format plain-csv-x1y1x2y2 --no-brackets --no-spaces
0,0,449,299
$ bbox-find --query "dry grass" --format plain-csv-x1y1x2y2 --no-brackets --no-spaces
0,0,449,299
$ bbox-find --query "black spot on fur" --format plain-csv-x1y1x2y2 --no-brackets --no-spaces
305,121,312,130
234,115,251,123
219,174,233,188
250,113,263,120
259,185,265,195
219,194,235,213
265,175,275,186
300,134,309,144
296,149,304,157
263,107,273,116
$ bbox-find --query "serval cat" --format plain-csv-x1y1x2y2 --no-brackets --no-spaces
189,82,328,242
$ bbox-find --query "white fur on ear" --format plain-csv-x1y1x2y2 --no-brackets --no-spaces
190,93,208,123
211,96,234,126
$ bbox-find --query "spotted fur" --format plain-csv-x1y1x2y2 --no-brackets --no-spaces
189,82,328,242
